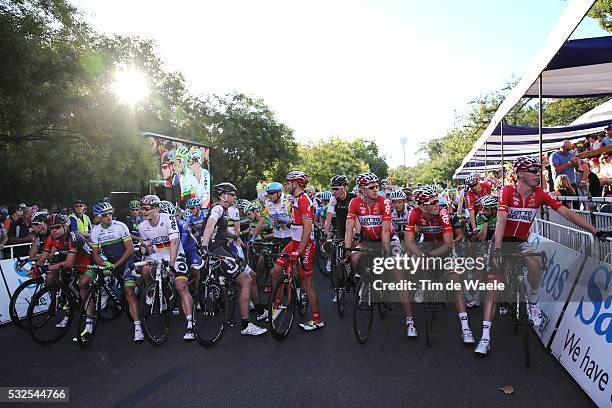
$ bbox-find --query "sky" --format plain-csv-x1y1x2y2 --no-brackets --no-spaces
71,0,608,168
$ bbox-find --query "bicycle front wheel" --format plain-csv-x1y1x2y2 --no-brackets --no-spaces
193,280,228,347
10,277,44,330
27,285,76,345
140,281,172,346
353,279,374,344
269,277,296,341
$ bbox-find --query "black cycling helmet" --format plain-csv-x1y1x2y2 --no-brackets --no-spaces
330,175,349,187
213,182,237,197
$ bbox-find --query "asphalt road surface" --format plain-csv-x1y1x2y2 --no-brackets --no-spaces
1,267,595,408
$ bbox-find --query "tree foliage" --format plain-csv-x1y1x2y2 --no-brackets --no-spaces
588,0,612,32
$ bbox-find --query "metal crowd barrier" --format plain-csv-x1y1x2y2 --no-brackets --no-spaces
1,242,32,260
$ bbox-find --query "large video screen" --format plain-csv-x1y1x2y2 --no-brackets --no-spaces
145,133,211,208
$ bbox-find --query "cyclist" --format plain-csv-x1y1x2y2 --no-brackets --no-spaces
158,201,202,292
476,155,603,355
390,190,409,242
405,186,475,344
270,171,324,331
27,212,50,260
464,172,493,233
245,203,273,241
137,195,194,341
33,213,95,330
89,202,142,343
345,173,409,334
200,183,268,336
124,200,143,241
186,197,206,241
258,182,292,248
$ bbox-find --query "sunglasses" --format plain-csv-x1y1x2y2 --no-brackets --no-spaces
50,225,64,231
331,187,343,191
74,204,85,208
101,212,113,217
365,185,379,191
130,208,140,211
225,192,236,197
522,167,541,174
31,222,43,227
468,183,478,188
424,200,439,206
141,206,153,212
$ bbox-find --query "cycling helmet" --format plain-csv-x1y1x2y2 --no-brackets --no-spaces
285,171,309,186
92,201,113,216
159,200,176,215
465,172,481,186
330,175,348,186
141,195,161,207
236,199,251,211
319,191,332,201
266,182,283,193
389,191,407,201
258,193,267,203
213,182,237,196
381,179,389,186
176,145,189,160
31,212,48,224
189,147,202,161
161,151,174,164
413,187,438,204
356,172,379,187
439,198,448,208
48,213,68,227
245,203,259,213
513,155,540,172
129,200,140,210
186,197,203,208
304,187,316,194
481,195,498,209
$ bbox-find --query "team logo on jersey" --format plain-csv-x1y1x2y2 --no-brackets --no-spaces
507,208,537,222
360,216,382,227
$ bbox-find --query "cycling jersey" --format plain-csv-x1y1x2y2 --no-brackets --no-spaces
226,206,240,235
498,184,562,241
347,195,392,241
265,198,292,239
405,206,453,243
42,231,94,273
290,193,314,241
391,206,410,240
123,215,143,237
476,212,496,241
178,219,202,268
465,180,493,214
205,204,230,249
327,192,357,237
33,231,50,255
138,213,188,277
90,221,135,283
186,210,207,237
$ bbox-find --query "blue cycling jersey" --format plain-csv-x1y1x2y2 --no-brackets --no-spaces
186,211,207,237
178,219,199,253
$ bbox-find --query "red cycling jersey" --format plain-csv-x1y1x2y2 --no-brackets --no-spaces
290,192,314,242
43,231,94,273
347,195,393,241
465,180,493,213
498,184,562,241
405,206,453,243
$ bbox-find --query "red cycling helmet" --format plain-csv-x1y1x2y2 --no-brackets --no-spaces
286,171,309,186
356,172,379,187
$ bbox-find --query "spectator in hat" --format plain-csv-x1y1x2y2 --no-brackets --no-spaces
68,199,92,240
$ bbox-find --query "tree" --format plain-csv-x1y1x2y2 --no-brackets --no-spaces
588,0,612,32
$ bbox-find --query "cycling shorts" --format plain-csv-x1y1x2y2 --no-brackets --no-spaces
145,252,189,280
275,239,314,279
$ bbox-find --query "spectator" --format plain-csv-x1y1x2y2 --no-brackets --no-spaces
5,205,32,258
542,152,554,191
590,134,601,151
604,125,612,146
552,175,577,209
598,153,612,185
551,140,580,194
68,199,92,240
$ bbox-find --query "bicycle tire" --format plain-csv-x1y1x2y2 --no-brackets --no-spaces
76,285,100,349
335,262,348,317
193,280,228,347
256,256,271,305
315,242,331,277
26,285,76,345
353,279,374,344
295,276,309,316
10,277,44,330
140,281,172,346
268,276,296,341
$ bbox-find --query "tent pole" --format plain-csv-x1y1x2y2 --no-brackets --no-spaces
539,73,544,187
485,142,488,174
501,120,505,183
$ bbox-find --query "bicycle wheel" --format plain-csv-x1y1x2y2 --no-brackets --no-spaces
76,285,100,349
193,280,228,346
256,257,271,304
315,242,331,277
295,276,309,316
10,277,44,330
140,281,172,346
98,281,123,322
353,279,374,344
336,262,348,317
27,285,76,345
269,276,296,341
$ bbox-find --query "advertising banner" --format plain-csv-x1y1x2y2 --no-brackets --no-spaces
0,257,34,324
143,132,210,208
528,234,586,347
550,257,612,408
